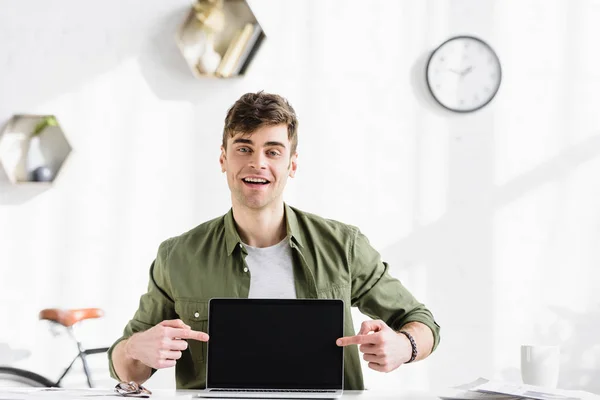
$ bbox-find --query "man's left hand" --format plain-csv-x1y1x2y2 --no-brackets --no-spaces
336,320,411,373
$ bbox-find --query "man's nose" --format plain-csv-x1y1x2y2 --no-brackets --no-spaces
249,152,267,169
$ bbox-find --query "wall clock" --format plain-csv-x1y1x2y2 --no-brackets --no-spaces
426,35,502,112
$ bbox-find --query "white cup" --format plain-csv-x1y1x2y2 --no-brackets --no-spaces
521,345,560,388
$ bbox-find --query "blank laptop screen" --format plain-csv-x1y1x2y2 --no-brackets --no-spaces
206,298,344,390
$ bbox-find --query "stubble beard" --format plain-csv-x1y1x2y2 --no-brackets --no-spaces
232,179,286,211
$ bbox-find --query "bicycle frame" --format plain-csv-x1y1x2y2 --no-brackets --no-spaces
52,323,109,387
0,320,110,388
54,346,109,387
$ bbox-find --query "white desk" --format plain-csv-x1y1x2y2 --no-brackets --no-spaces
178,391,438,400
0,388,441,400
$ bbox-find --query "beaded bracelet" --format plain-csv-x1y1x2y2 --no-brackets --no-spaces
399,330,418,363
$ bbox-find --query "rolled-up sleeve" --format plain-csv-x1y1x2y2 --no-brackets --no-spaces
349,229,441,351
107,239,178,380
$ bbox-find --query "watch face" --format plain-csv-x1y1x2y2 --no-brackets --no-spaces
426,36,502,112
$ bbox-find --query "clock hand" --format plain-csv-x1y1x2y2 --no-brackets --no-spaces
461,65,474,76
447,68,462,75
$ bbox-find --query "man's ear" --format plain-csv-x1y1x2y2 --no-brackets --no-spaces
219,146,226,173
289,152,298,178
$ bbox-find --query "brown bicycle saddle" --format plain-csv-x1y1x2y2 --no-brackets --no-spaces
39,308,104,327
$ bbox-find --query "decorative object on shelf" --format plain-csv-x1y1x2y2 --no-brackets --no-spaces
176,0,266,79
0,114,72,185
194,0,225,29
192,0,225,74
195,33,222,75
426,35,502,113
26,116,58,182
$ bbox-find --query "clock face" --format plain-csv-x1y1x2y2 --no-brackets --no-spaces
426,36,502,112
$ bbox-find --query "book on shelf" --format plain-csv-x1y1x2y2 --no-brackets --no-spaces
231,23,264,76
216,22,263,78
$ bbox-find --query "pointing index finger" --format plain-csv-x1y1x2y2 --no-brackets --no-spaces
336,334,376,347
172,328,209,342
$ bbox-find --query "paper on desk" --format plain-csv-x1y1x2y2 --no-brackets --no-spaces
437,378,523,400
0,388,193,400
0,388,44,400
0,388,116,400
469,379,600,400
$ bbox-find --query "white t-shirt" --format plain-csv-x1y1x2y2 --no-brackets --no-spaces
244,238,297,299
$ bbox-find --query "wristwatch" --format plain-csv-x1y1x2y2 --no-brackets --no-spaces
399,330,418,363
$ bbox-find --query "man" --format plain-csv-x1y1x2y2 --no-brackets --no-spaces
108,91,440,390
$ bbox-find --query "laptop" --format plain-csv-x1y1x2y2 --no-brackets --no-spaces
196,298,344,399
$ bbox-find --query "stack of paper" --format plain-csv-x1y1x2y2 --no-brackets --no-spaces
438,378,600,400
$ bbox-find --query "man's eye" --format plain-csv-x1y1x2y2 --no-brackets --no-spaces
268,150,281,157
238,147,251,153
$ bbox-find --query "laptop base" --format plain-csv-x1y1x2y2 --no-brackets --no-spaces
195,389,343,399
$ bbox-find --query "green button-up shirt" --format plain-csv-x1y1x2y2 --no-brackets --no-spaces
108,204,440,390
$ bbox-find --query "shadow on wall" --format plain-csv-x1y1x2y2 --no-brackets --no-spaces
379,130,600,387
137,6,245,104
409,50,464,119
0,2,242,119
0,343,30,366
0,184,49,205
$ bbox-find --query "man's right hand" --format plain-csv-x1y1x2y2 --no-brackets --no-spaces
125,319,209,369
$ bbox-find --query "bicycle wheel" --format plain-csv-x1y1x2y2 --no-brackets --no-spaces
0,367,55,387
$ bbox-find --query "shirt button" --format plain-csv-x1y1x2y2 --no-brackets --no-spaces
194,312,200,318
243,267,248,273
239,243,243,248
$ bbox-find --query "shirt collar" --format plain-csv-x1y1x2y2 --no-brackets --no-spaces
224,203,304,256
224,209,243,256
284,203,304,249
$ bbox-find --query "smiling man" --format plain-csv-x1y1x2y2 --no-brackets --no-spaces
108,91,441,390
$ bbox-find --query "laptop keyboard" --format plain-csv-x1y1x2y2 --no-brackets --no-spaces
210,389,336,393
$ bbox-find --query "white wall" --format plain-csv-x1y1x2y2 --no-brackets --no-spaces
1,0,600,393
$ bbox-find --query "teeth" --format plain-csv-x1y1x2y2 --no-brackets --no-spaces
244,178,268,183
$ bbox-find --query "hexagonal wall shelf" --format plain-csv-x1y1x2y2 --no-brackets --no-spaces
177,0,266,79
0,114,72,185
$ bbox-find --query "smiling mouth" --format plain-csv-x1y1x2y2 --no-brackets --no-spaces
242,178,270,185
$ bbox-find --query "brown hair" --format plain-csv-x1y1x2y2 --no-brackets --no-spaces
222,91,298,154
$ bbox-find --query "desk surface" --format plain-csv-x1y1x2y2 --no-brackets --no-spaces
0,388,440,400
179,390,438,400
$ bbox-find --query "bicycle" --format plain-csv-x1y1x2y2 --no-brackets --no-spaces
0,308,110,388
